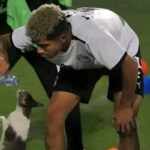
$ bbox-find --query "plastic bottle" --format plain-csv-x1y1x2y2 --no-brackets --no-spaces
0,74,18,86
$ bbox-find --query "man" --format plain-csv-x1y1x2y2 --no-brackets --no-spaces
0,4,143,150
0,1,83,150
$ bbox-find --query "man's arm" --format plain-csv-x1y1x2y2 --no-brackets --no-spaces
121,54,138,106
114,54,138,133
0,33,12,74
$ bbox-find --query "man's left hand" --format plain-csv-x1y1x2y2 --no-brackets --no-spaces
113,105,135,134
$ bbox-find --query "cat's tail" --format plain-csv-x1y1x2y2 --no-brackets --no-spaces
0,116,7,150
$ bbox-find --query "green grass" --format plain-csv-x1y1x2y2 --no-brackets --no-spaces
0,1,150,149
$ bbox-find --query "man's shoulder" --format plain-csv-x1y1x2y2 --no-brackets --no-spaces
12,26,32,50
64,7,121,21
66,7,124,36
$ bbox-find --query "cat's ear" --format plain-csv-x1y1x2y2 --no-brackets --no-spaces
21,98,27,106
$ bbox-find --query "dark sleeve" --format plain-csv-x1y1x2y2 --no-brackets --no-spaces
7,33,22,68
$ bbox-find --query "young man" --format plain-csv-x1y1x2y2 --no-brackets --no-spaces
0,4,143,150
1,1,83,150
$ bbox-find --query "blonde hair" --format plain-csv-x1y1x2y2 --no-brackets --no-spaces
26,4,66,42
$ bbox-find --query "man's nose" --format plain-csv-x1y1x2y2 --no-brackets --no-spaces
37,48,45,55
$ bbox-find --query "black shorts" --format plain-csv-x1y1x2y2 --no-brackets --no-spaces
54,53,144,103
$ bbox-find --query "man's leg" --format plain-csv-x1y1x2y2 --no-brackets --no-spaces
24,51,83,150
114,92,142,150
46,91,80,150
65,103,83,150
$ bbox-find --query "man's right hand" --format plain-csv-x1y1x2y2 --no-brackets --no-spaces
0,33,12,75
0,54,9,75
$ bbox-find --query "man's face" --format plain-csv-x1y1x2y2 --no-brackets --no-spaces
35,39,63,58
34,33,71,59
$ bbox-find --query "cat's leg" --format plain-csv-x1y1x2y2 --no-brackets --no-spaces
0,116,8,150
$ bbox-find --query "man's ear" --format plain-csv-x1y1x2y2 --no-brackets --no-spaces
59,33,68,43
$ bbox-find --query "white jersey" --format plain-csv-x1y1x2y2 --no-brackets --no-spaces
12,8,139,70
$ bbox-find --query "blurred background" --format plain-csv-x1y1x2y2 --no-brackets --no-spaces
0,0,150,150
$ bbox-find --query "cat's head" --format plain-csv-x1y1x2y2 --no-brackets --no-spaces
17,89,43,108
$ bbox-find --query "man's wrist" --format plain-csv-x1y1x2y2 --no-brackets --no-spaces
118,97,133,108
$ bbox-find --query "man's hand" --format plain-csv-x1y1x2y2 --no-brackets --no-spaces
0,54,9,75
0,33,11,75
113,54,138,134
113,105,135,134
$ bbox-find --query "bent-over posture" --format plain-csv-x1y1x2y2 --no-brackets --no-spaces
0,4,144,150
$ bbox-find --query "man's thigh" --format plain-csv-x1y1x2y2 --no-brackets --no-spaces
48,91,80,117
53,66,104,103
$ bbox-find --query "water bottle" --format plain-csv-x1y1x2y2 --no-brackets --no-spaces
0,74,18,86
